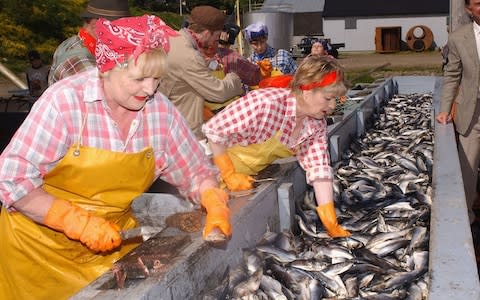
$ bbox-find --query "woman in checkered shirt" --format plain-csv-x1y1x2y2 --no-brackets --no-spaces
203,55,350,238
0,15,231,299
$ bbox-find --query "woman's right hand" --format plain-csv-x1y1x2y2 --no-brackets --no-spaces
44,198,121,252
257,59,272,78
223,172,254,191
213,153,254,191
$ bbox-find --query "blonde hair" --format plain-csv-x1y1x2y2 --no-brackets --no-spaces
101,48,168,78
291,55,348,96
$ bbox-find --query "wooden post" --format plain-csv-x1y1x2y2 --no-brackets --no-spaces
236,0,244,56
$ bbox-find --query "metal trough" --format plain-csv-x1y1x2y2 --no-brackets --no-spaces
72,77,480,299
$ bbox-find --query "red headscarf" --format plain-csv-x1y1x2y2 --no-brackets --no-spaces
95,15,178,72
298,71,338,90
258,71,338,90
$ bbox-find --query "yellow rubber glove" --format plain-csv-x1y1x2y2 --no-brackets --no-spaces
201,188,231,242
213,153,254,191
256,59,272,78
316,202,351,238
44,198,121,252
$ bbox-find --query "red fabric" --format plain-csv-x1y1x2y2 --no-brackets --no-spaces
258,74,293,88
95,15,178,72
299,71,337,90
78,28,96,56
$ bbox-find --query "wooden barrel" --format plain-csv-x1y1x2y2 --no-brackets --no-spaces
406,25,434,52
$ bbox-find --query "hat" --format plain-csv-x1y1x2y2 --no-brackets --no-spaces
95,15,178,72
318,39,329,50
28,50,41,61
81,0,131,21
244,22,268,43
189,6,226,31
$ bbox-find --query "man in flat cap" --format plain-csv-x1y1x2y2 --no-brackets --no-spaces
48,0,130,85
158,5,244,138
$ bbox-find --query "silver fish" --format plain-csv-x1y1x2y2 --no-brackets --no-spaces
232,268,263,298
259,275,287,300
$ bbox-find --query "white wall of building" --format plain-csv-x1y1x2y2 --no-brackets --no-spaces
323,16,448,51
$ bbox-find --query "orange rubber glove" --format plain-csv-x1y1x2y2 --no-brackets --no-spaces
44,198,121,252
316,202,351,238
203,106,215,121
256,59,272,78
213,153,254,191
201,188,231,241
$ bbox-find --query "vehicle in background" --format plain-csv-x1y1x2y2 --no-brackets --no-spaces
290,37,345,59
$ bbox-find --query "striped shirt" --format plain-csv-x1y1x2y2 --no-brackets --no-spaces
250,45,298,75
0,69,217,207
48,35,96,86
202,88,332,183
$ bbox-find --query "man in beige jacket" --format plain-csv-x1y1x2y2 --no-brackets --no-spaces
158,6,244,138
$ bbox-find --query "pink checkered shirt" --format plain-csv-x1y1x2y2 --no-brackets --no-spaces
0,69,216,207
202,88,333,183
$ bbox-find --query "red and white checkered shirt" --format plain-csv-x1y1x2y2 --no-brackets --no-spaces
202,88,333,184
0,69,216,207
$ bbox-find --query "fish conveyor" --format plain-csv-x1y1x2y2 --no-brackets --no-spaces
72,76,480,299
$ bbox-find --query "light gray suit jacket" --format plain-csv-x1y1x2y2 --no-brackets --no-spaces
158,30,244,137
440,22,480,135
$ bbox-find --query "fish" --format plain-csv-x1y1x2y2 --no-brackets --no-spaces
203,93,434,299
256,245,297,264
259,275,288,300
290,259,328,272
231,268,263,298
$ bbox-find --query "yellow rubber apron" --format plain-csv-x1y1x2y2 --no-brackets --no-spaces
205,69,240,111
0,138,155,299
227,131,293,175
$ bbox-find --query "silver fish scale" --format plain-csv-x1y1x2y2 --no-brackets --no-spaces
202,93,432,300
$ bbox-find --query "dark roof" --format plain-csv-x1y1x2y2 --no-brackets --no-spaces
323,0,449,18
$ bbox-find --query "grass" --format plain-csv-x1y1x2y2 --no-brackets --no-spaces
338,49,443,84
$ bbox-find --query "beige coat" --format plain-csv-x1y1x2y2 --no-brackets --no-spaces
440,22,480,135
159,30,244,137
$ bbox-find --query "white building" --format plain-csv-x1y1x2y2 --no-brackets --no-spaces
255,0,449,52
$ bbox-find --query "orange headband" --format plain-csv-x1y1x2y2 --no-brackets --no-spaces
298,71,338,91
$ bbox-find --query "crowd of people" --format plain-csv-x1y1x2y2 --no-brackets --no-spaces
1,0,478,298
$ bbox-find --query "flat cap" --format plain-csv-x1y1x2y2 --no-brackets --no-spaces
190,6,226,31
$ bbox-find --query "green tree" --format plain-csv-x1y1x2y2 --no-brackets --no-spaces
0,0,264,72
0,0,86,70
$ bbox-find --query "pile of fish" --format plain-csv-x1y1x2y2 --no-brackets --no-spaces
203,93,433,299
